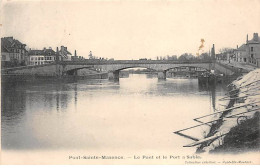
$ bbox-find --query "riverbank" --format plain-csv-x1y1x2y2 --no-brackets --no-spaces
196,69,260,153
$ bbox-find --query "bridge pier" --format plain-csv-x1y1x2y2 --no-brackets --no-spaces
108,71,119,81
158,71,166,80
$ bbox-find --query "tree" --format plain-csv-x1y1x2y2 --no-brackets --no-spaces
219,48,233,54
199,52,211,60
178,53,195,61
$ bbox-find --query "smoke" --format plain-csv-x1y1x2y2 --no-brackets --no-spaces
196,38,205,56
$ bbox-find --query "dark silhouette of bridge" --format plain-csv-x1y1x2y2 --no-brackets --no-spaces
2,60,238,80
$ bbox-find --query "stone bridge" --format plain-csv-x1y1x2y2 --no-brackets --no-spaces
2,60,237,80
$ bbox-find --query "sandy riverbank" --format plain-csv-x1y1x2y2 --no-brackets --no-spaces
196,69,260,153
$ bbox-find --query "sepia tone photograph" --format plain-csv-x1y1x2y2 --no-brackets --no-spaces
0,0,260,165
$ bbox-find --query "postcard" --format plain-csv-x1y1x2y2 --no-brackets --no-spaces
1,0,259,165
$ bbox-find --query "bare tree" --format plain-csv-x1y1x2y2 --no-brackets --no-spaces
219,47,233,54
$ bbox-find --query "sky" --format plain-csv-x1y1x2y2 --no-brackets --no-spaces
1,0,260,60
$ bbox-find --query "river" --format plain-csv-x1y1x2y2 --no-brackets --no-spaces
1,74,229,154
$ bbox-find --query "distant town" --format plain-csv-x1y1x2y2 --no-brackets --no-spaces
1,33,260,69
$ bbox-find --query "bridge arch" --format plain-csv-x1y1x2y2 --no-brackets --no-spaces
115,66,157,72
105,63,214,80
107,66,157,81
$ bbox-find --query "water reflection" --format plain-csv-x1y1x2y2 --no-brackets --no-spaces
1,74,227,151
1,81,27,123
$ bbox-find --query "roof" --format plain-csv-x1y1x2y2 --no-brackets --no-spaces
44,48,56,55
236,44,247,51
59,46,72,58
60,49,72,55
64,50,72,55
1,37,27,53
247,33,260,44
28,48,56,56
28,50,44,55
1,45,9,52
1,37,12,52
248,38,260,44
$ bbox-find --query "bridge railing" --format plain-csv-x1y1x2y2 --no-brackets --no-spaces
61,59,214,65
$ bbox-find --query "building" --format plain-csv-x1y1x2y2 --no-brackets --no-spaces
247,33,260,66
88,51,93,59
1,37,27,67
234,44,247,63
59,46,72,61
234,33,260,66
71,50,85,61
28,47,57,65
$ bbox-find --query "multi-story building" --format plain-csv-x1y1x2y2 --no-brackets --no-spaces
234,33,260,66
59,46,72,61
247,33,260,66
28,47,57,65
1,37,28,67
234,44,247,63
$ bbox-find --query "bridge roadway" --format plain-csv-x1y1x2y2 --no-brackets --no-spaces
1,60,237,80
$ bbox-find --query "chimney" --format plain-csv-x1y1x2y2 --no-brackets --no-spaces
211,44,215,59
237,45,238,49
246,34,248,44
43,47,46,52
56,47,59,62
65,47,67,51
61,46,64,53
253,33,258,41
74,50,77,56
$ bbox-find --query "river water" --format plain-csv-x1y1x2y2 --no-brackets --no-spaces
1,74,228,154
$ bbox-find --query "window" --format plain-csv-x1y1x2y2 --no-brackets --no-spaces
251,54,254,58
2,55,6,60
251,47,253,52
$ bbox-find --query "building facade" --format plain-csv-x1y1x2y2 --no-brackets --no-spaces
59,46,72,61
234,44,247,63
1,37,28,67
234,33,260,66
247,33,260,66
28,47,57,65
